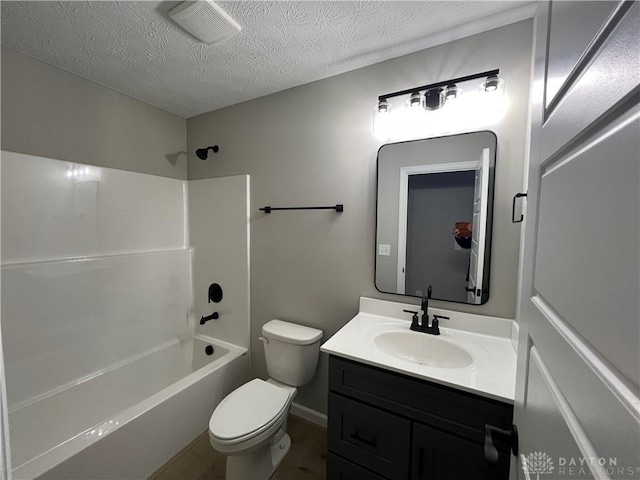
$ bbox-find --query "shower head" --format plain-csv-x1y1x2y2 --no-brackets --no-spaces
196,145,219,160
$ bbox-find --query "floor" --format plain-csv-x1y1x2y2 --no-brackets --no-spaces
149,414,326,480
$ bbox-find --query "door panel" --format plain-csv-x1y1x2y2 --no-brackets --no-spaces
519,347,591,478
546,1,618,108
514,1,640,478
541,2,639,161
535,107,640,385
527,298,639,473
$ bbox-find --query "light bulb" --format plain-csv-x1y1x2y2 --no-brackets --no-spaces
483,75,500,92
406,91,422,108
374,99,393,140
377,98,391,113
445,84,460,100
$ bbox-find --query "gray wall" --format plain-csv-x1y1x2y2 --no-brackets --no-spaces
406,172,475,302
1,48,187,179
188,20,533,414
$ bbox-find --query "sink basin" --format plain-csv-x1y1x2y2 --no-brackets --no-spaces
374,331,473,368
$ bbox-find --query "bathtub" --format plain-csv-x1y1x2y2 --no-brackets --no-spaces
9,334,249,479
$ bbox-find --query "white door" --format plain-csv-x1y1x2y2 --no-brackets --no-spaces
514,2,639,479
468,148,490,304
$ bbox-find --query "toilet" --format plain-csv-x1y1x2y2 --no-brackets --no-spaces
208,319,323,480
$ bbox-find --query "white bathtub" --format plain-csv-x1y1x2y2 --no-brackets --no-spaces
9,334,249,479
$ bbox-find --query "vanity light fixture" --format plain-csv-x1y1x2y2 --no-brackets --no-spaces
373,69,503,140
376,69,500,106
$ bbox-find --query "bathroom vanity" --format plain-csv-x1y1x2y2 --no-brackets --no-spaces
321,298,517,480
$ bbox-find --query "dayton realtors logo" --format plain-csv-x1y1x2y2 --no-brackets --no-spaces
521,452,555,479
522,452,640,478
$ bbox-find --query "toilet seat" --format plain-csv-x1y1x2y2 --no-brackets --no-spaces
209,379,292,450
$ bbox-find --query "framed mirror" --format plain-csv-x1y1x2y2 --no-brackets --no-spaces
375,131,497,304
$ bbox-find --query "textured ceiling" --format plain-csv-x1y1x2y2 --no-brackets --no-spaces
1,1,533,118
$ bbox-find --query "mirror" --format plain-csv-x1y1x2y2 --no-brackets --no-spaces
375,131,496,304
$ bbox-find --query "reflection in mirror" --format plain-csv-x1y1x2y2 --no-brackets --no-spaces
375,131,496,305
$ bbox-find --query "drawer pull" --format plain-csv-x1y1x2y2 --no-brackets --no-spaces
350,430,377,448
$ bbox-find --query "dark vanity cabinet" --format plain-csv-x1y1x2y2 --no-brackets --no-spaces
327,356,513,480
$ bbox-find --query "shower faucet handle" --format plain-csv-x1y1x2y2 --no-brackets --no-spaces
208,283,223,303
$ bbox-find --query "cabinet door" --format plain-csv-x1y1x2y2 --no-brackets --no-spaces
327,453,388,480
411,423,509,480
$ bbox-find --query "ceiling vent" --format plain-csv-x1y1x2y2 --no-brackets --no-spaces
169,0,241,45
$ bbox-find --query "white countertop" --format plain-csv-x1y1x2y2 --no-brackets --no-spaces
321,297,517,404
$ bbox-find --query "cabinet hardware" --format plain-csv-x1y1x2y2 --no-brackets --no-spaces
350,431,377,448
484,424,519,464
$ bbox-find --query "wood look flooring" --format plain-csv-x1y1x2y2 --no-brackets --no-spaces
149,415,326,480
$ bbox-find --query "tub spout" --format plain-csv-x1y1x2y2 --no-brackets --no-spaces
200,312,219,325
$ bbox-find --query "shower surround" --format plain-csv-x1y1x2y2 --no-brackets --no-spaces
0,151,250,478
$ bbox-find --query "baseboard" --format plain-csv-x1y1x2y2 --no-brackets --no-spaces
290,402,327,429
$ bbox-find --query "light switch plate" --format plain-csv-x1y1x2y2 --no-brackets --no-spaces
378,244,391,256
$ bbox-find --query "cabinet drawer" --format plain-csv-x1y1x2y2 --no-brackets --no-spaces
327,452,388,480
328,392,411,480
329,356,512,443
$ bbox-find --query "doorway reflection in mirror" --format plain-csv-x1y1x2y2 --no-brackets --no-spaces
375,131,496,305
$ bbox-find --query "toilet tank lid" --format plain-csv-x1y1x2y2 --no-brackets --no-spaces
262,320,323,345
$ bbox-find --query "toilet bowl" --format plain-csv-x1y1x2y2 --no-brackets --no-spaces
208,320,322,480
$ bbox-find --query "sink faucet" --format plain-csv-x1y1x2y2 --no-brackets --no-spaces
403,286,449,336
420,285,432,328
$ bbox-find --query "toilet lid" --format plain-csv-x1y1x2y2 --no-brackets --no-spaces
209,379,290,440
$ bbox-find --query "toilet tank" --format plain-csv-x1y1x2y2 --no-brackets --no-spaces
261,320,323,387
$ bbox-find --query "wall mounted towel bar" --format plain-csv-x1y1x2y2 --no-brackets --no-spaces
259,204,343,213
